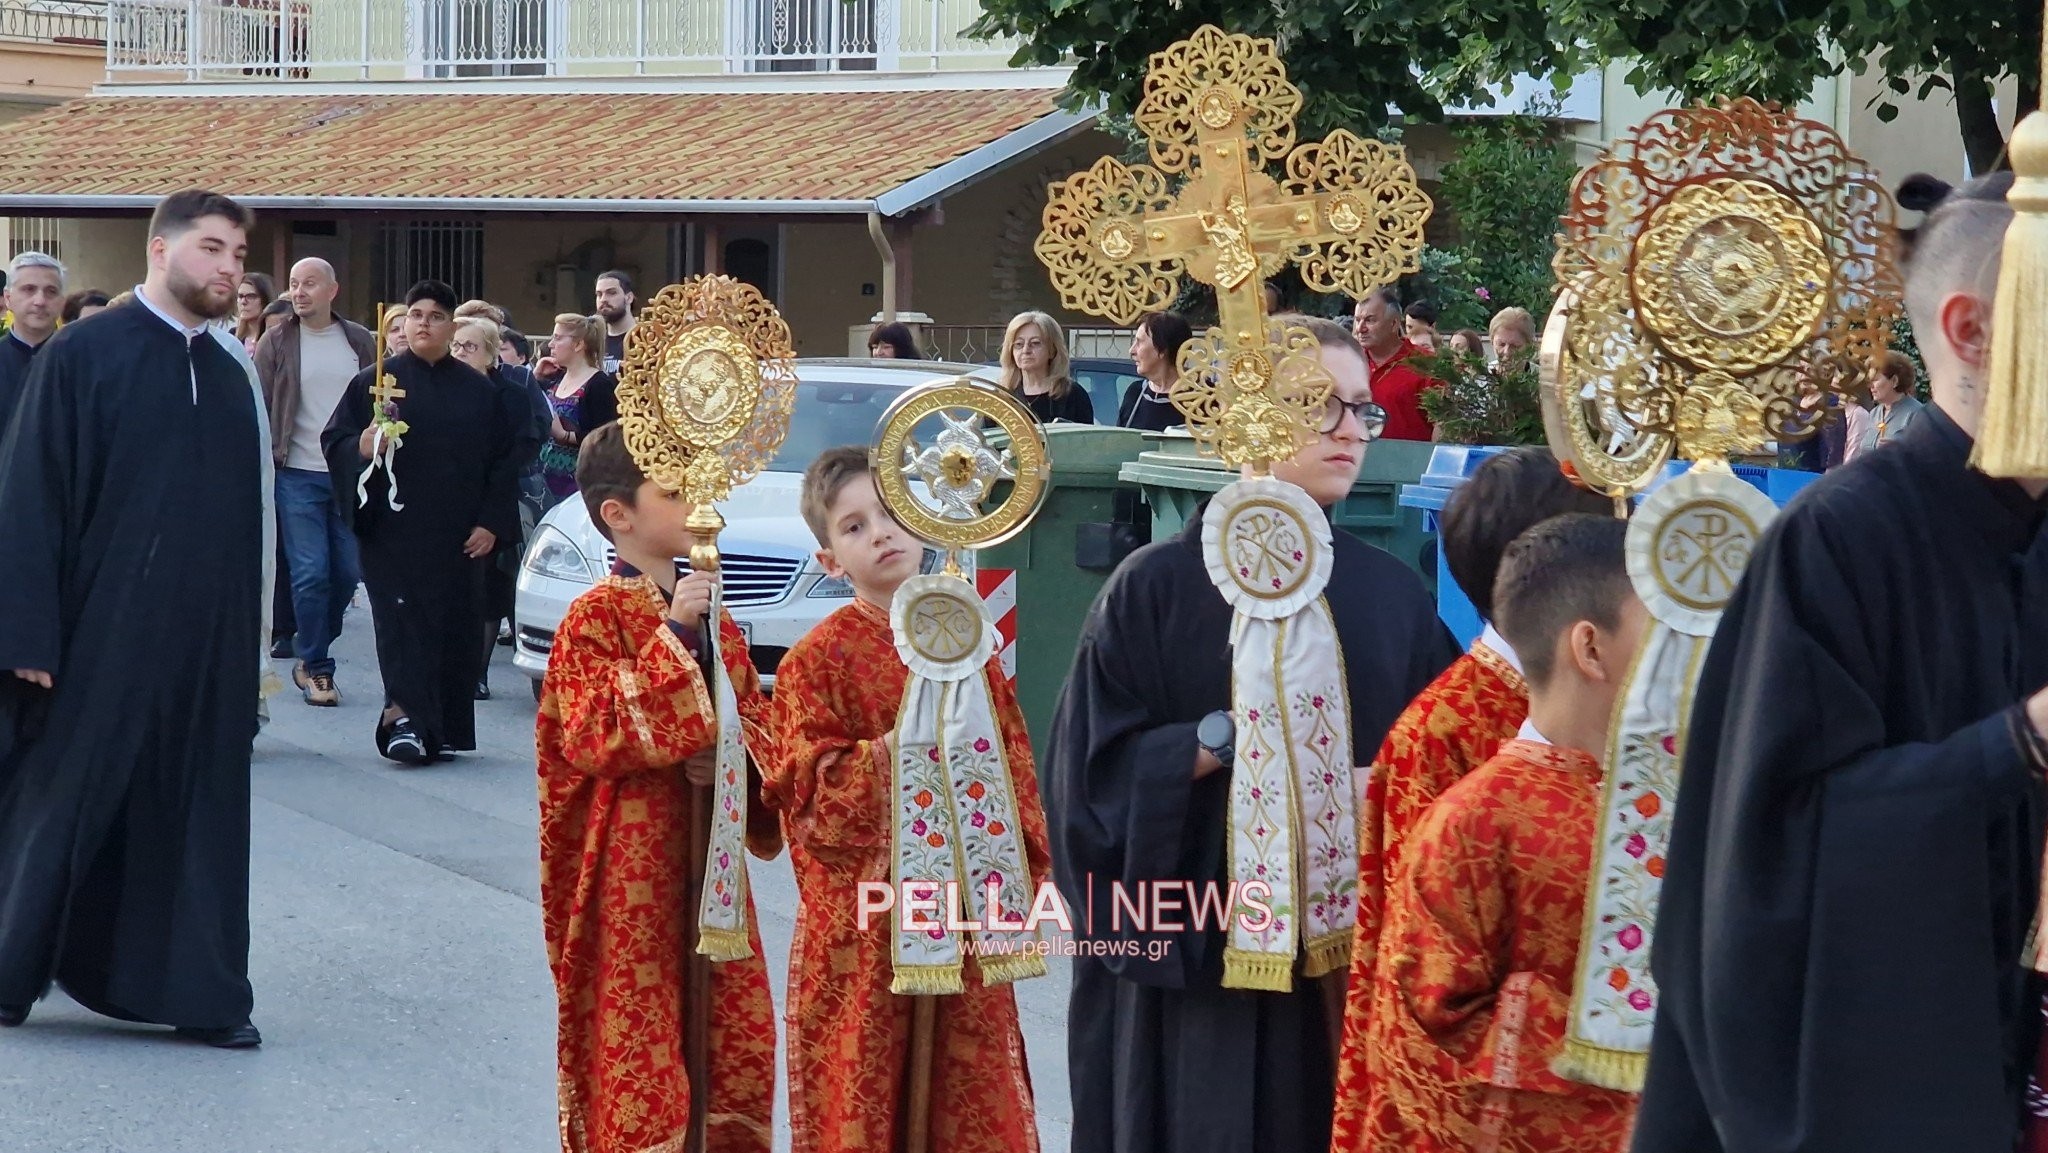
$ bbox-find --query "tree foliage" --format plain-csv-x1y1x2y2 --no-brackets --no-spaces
1414,116,1577,332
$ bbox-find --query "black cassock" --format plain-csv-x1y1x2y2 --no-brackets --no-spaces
0,304,263,1029
1046,510,1458,1153
1635,405,2048,1153
323,351,517,754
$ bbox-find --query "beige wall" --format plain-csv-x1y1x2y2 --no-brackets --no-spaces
55,218,148,297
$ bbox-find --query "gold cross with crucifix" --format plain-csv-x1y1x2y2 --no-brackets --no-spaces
1036,25,1432,471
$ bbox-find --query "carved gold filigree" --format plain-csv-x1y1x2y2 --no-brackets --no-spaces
1545,97,1902,483
1036,24,1432,470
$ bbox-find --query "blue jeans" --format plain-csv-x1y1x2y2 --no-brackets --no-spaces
276,467,361,676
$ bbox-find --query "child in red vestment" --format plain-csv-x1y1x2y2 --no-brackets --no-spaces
1356,514,1647,1153
536,423,780,1153
766,447,1048,1153
1333,448,1612,1149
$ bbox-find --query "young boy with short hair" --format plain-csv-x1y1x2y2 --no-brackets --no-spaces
535,423,779,1153
1331,448,1613,1149
766,446,1048,1153
1355,513,1647,1153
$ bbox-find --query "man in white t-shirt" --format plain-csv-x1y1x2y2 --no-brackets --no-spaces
253,258,376,706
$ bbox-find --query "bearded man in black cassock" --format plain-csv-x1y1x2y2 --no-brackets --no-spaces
323,280,517,765
0,189,271,1049
1634,173,2048,1153
1044,318,1460,1153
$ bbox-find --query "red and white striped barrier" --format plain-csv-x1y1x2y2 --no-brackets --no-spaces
977,567,1018,680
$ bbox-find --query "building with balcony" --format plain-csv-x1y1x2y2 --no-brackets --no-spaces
0,0,2002,352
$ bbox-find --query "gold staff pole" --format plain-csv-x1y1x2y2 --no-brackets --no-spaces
614,277,798,1153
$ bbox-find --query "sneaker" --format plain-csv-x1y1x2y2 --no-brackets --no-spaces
304,672,339,708
292,662,310,691
496,620,513,646
383,718,429,766
474,678,491,702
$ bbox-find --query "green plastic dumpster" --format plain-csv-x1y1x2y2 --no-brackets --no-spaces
979,424,1153,754
1120,432,1439,590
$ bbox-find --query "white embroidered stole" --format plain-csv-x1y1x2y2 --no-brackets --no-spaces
887,575,1044,995
1203,477,1358,992
695,613,753,962
1556,465,1776,1090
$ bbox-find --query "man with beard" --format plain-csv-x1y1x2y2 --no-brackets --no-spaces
323,280,518,764
566,269,639,434
0,250,64,435
0,189,271,1048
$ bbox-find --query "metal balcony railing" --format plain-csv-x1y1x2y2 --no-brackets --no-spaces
103,0,1014,79
1,0,109,44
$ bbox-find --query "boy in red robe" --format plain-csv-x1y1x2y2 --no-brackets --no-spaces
766,447,1049,1153
536,423,780,1153
1333,448,1612,1149
1356,513,1646,1153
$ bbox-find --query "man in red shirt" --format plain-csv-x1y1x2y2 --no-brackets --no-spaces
1351,289,1436,442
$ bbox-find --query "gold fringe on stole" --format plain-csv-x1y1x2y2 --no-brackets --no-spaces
696,926,753,963
1976,104,2048,479
1301,928,1352,979
890,963,965,997
1221,948,1296,992
1550,1038,1649,1093
976,951,1047,987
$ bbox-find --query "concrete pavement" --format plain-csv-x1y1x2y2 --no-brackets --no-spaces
0,613,1073,1152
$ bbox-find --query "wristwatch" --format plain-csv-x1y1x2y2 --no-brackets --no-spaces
1197,710,1237,771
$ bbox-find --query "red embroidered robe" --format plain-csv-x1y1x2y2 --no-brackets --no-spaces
764,597,1048,1153
1355,738,1637,1153
1332,639,1528,1150
537,574,781,1153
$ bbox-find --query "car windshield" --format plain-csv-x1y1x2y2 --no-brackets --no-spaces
770,377,963,473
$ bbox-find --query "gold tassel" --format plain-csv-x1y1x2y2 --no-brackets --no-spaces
1301,928,1353,980
975,951,1047,988
1221,948,1296,992
1551,1038,1648,1093
1975,101,2048,477
695,927,753,963
890,963,965,997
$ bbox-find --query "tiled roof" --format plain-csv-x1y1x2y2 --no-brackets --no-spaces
0,88,1070,210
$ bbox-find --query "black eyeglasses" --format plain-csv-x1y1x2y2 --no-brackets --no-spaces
1319,396,1388,439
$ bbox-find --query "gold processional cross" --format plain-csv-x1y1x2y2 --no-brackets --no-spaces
1036,24,1432,471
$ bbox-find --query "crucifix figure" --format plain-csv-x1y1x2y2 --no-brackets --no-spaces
1036,24,1431,471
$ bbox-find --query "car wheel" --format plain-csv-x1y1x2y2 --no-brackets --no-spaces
530,677,545,703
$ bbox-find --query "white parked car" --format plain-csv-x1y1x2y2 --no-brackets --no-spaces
513,358,985,699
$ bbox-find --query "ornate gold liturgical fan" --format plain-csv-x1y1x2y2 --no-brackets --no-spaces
1545,99,1901,1092
613,275,797,1153
870,377,1050,1153
1038,25,1433,995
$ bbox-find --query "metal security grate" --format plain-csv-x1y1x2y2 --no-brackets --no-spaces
601,549,801,607
376,220,484,305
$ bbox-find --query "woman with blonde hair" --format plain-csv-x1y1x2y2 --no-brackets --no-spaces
1486,306,1536,372
999,310,1093,424
381,304,409,357
534,312,614,504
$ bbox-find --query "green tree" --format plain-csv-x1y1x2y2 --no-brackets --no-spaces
1416,116,1577,331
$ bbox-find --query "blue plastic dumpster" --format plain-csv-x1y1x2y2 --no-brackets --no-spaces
1399,448,1826,646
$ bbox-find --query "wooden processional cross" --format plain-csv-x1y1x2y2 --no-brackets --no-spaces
1035,25,1432,467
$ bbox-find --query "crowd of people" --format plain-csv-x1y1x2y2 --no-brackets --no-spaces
0,174,2041,1153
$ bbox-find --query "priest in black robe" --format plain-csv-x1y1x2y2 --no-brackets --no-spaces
1045,320,1460,1153
0,249,63,436
0,191,270,1048
323,280,518,765
1634,173,2048,1153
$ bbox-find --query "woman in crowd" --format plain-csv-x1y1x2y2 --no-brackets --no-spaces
499,326,533,368
452,314,543,701
382,304,409,356
1404,299,1441,352
60,289,110,324
1000,310,1093,424
534,312,613,505
1855,349,1923,455
868,321,922,360
236,272,276,355
1487,306,1536,372
1446,329,1486,361
1117,310,1195,431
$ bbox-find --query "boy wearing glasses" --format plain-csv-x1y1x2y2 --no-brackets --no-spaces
1045,315,1460,1153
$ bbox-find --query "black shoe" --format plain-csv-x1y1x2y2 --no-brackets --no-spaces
496,620,514,646
176,1022,261,1049
269,635,295,660
474,679,491,702
383,718,430,766
0,1003,29,1027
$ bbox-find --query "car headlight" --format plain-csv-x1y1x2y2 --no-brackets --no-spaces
806,548,947,598
524,525,593,583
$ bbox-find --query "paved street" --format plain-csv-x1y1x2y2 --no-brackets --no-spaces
0,609,1073,1152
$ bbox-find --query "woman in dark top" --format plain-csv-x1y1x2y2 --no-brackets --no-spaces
533,312,616,507
868,321,923,360
1000,310,1094,424
1118,311,1195,431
